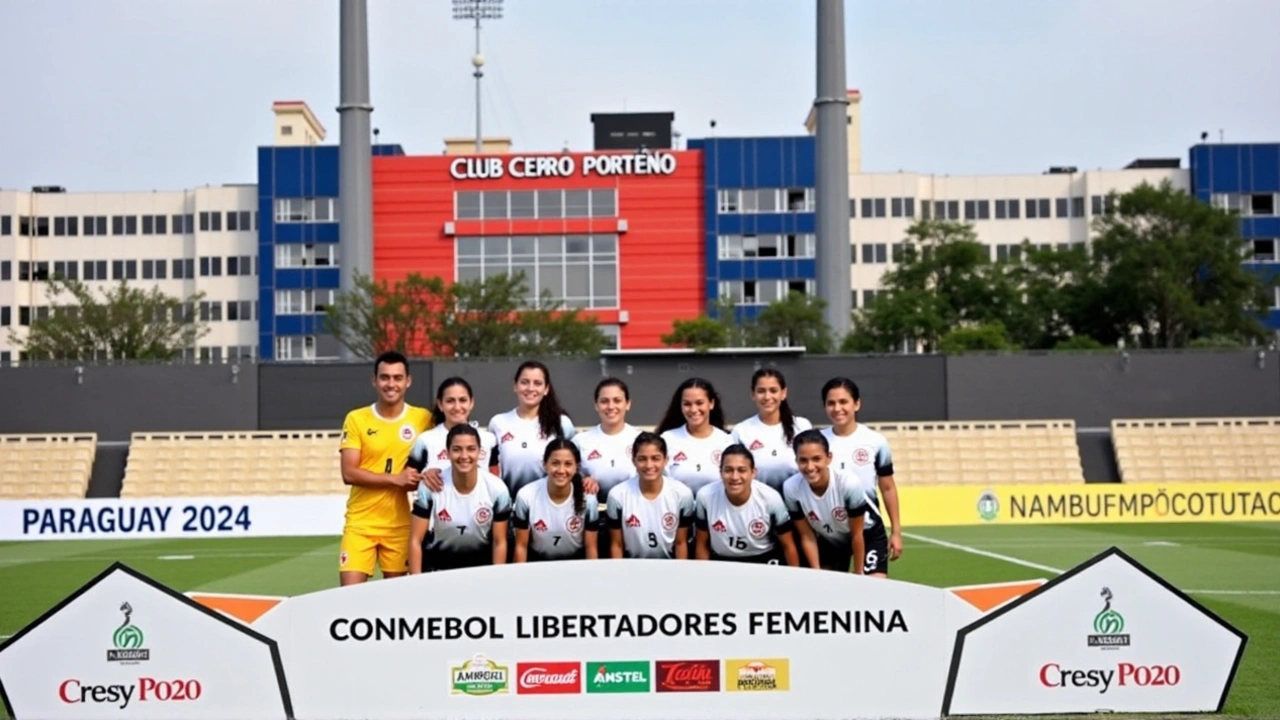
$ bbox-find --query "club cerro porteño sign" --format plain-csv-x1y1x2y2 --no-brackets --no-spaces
449,152,678,181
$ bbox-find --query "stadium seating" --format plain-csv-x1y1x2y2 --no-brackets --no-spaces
1111,417,1280,483
0,433,98,499
863,420,1085,484
121,430,343,497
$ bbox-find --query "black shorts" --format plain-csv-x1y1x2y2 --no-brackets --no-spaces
423,547,492,572
710,545,785,565
862,523,890,576
528,547,587,562
816,538,853,572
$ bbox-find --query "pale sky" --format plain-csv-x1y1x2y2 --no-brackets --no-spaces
2,0,1278,192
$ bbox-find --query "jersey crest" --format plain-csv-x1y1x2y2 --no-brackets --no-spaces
748,439,764,451
661,512,677,531
748,518,769,538
533,519,548,532
711,519,727,533
474,506,493,525
626,514,642,528
854,448,871,465
588,449,602,460
833,506,849,522
673,451,688,462
566,515,584,534
712,450,723,465
399,424,416,442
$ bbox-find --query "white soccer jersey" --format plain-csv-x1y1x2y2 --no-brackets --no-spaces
488,410,577,495
412,469,512,554
695,481,794,559
661,425,734,496
512,478,601,559
729,414,815,492
604,476,696,559
781,469,876,547
573,424,641,498
821,425,894,530
407,422,498,473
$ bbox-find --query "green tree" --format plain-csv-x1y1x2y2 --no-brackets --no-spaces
748,291,833,352
938,322,1017,353
1087,180,1273,348
7,277,209,361
324,270,608,359
660,316,729,352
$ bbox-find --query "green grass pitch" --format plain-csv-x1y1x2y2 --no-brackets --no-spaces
2,522,1277,719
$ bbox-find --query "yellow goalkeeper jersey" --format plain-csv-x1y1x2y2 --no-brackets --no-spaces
339,403,434,534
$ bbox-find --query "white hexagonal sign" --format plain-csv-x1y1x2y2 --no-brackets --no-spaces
0,562,292,720
943,546,1248,716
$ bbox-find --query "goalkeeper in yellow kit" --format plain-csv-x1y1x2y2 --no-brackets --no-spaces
337,351,434,586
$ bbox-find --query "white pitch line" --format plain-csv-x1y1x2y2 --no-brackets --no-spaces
1185,590,1280,596
902,532,1066,574
157,554,195,561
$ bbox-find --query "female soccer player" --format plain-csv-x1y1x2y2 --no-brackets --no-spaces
782,429,873,574
728,369,814,493
605,432,696,559
694,444,800,566
512,439,600,562
408,424,512,573
407,377,498,475
819,377,902,577
655,378,733,497
488,360,577,496
573,377,642,499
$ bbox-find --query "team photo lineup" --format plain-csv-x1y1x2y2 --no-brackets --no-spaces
336,351,903,584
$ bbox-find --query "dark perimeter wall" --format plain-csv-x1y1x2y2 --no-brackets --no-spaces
1,350,1276,440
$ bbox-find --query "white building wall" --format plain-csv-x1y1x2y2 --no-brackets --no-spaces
0,185,260,364
847,167,1189,307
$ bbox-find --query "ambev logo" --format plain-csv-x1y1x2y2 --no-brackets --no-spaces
585,661,650,693
517,662,581,694
450,654,509,696
107,602,150,663
724,658,790,692
1086,587,1131,649
655,660,720,692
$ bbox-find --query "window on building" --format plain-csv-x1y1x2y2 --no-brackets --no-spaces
455,234,619,309
54,216,79,236
860,243,888,264
1252,239,1276,262
275,335,316,361
1251,194,1276,216
19,306,31,326
0,307,9,326
274,289,336,315
53,261,78,280
718,189,740,214
0,261,8,281
274,198,337,223
1071,196,1085,218
200,256,222,277
1056,198,1070,218
453,189,617,220
199,301,223,322
863,290,878,306
276,243,339,268
0,216,9,235
227,255,254,276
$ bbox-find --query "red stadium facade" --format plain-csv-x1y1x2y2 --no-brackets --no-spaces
372,149,705,352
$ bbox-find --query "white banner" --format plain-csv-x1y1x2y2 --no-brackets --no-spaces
0,564,291,720
252,561,981,720
943,547,1247,716
0,496,347,541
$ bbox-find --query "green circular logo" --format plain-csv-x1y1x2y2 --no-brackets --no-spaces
1094,608,1124,635
113,625,144,650
976,491,1000,522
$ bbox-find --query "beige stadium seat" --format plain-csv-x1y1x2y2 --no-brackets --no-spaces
121,430,345,497
0,433,97,499
1111,417,1280,483
861,420,1085,485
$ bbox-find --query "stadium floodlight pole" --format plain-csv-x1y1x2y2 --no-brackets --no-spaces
452,0,504,154
814,0,853,341
338,0,374,363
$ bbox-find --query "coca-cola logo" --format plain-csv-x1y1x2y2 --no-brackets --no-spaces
515,662,582,695
655,660,720,692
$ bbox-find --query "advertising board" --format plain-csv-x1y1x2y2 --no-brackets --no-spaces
251,560,980,720
0,496,347,541
943,547,1247,716
0,564,291,720
898,481,1280,527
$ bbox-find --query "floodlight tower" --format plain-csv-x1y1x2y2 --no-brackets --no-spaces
452,0,504,154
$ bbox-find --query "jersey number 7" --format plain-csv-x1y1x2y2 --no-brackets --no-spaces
457,526,468,535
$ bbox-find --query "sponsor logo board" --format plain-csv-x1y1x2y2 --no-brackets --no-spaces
585,661,650,694
725,658,790,692
450,654,509,696
516,662,581,694
655,660,720,692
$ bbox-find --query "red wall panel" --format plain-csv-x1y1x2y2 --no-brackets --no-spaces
372,150,704,352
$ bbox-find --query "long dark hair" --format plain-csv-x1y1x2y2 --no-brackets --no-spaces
431,376,474,427
543,438,585,516
752,368,798,443
719,442,756,471
655,377,727,435
515,360,571,440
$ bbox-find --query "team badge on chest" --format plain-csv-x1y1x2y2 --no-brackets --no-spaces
854,448,872,465
661,512,677,531
474,506,493,525
748,518,769,539
400,424,416,442
832,506,849,522
566,515,584,534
